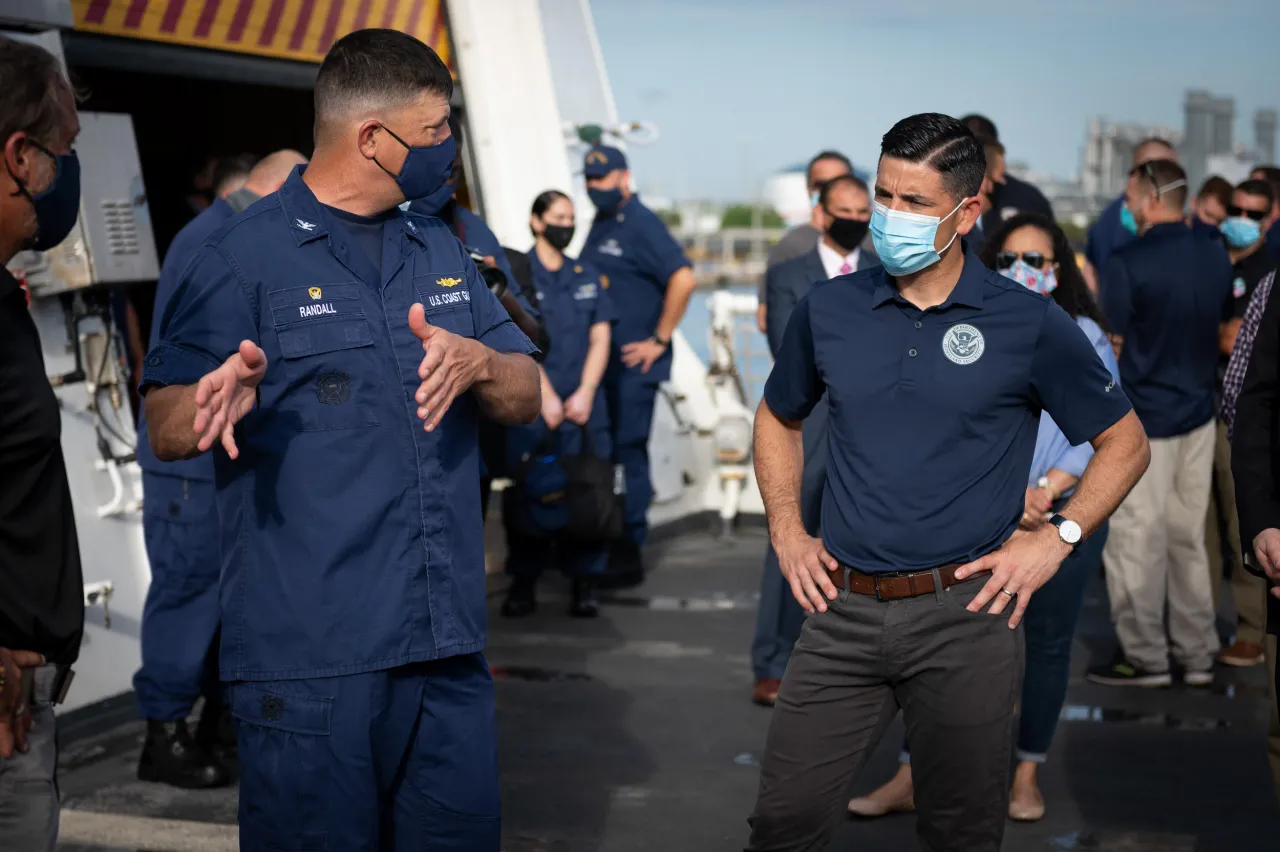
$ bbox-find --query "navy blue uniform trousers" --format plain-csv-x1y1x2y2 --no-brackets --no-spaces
135,474,221,720
231,653,499,851
751,398,828,681
604,356,664,546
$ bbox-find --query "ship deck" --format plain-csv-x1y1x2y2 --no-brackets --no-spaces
55,523,1280,851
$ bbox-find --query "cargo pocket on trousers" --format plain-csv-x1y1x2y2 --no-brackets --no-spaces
231,684,332,851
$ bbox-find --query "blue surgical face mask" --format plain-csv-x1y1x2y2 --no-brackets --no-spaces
869,198,968,277
809,189,820,209
1221,216,1262,249
588,186,624,214
9,142,81,251
1119,203,1139,236
1000,258,1058,295
375,126,456,207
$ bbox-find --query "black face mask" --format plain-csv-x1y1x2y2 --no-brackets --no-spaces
538,223,575,252
825,214,869,253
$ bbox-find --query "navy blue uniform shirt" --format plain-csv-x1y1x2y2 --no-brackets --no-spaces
1268,221,1280,259
140,168,536,680
1101,221,1233,439
764,247,1131,572
530,253,617,396
982,174,1053,235
136,196,237,481
583,195,690,382
1086,195,1135,284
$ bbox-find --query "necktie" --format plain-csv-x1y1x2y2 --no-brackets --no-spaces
839,261,852,275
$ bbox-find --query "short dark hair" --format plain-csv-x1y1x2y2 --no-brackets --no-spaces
212,154,258,196
1253,166,1280,200
960,114,998,141
818,173,868,208
1196,175,1232,208
806,150,852,185
880,113,986,202
531,189,570,218
980,212,1108,333
1130,158,1188,209
0,37,74,150
314,29,453,140
1237,178,1275,210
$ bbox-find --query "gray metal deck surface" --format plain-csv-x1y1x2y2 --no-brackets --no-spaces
54,525,1280,851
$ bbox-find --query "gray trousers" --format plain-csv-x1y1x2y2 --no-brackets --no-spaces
752,398,828,681
0,667,62,851
747,575,1024,852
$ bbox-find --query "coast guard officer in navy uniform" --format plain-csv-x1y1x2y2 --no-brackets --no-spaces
140,30,540,850
747,113,1149,852
582,145,696,583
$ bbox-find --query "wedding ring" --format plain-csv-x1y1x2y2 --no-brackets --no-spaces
1000,588,1015,598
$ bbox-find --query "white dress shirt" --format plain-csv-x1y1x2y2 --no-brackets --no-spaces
816,236,860,279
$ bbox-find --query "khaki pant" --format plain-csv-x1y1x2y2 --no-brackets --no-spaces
1207,418,1268,645
1103,420,1220,672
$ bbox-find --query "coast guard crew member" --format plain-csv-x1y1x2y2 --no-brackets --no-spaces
1082,138,1178,294
141,30,540,850
583,145,696,583
747,113,1149,852
133,149,305,790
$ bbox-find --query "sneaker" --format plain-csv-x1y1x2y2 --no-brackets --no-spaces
1086,659,1172,687
500,578,537,618
1183,669,1214,687
1218,640,1265,667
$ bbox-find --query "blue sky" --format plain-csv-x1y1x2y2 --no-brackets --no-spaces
590,0,1280,201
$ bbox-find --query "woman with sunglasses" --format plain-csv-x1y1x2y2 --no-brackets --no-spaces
501,190,617,619
848,213,1120,822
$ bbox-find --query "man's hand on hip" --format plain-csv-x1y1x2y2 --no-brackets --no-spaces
410,303,489,432
1252,529,1280,597
0,649,45,759
193,340,267,459
774,529,840,614
954,526,1072,628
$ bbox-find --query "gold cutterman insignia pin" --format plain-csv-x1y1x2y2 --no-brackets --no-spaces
308,287,322,300
599,275,609,289
574,265,583,273
586,150,608,165
437,277,462,288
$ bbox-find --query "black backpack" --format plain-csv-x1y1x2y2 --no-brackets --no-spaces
559,426,625,545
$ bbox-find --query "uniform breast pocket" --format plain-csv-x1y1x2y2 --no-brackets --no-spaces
412,273,476,339
268,285,382,432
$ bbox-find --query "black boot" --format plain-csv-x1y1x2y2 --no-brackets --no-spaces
195,701,238,778
501,577,537,618
570,578,600,618
599,542,644,590
137,719,232,789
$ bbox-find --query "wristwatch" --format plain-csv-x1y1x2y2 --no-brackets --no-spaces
1048,513,1082,548
651,333,670,348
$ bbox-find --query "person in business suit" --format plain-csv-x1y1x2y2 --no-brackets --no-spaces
750,174,879,706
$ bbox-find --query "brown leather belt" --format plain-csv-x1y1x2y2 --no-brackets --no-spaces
832,564,983,600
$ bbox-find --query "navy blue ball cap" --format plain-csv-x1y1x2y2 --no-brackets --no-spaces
583,145,628,178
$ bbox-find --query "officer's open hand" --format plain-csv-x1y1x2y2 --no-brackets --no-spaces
409,303,488,432
194,340,267,459
954,526,1072,628
0,648,44,759
775,530,840,614
563,386,594,426
621,338,667,373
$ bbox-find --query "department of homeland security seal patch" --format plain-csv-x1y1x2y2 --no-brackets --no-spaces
942,324,985,365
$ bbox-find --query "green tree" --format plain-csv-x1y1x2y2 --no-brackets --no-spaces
721,204,785,229
656,209,682,228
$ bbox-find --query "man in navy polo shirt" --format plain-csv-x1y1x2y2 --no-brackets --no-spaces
1082,137,1178,294
140,30,540,849
746,113,1148,852
1092,159,1234,688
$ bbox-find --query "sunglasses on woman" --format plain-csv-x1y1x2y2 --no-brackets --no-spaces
995,251,1054,270
1227,205,1269,222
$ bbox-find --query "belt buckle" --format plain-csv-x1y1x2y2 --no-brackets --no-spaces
873,574,884,602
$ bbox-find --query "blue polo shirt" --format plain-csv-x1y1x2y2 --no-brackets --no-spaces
140,168,536,680
583,195,690,382
1100,221,1233,439
764,247,1131,572
135,196,238,481
1085,195,1134,285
